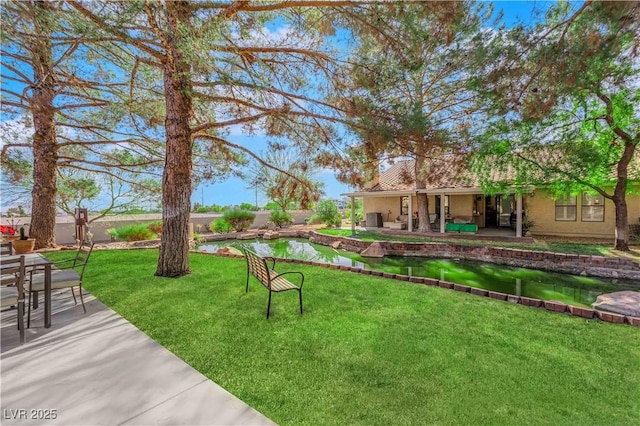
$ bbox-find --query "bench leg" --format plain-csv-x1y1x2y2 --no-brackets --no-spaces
266,291,272,319
299,290,303,315
245,273,249,293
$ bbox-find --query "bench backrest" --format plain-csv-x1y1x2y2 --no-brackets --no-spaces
245,250,271,289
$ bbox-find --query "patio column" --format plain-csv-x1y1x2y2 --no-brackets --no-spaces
350,196,356,236
440,194,446,234
516,193,523,238
408,194,413,232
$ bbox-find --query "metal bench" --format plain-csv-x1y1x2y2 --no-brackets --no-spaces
244,249,304,319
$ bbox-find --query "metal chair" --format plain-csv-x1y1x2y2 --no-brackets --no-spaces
27,241,94,327
0,241,13,256
0,255,26,344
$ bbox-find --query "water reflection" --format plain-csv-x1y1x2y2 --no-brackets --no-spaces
198,238,636,307
200,238,367,269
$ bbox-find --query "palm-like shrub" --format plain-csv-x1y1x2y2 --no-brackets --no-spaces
269,210,293,228
312,200,342,227
107,223,155,241
210,218,233,234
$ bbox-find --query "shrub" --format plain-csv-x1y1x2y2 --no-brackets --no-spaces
315,200,342,227
222,209,256,232
305,215,323,225
147,220,162,236
239,202,259,211
108,223,155,242
195,206,211,213
269,210,293,228
106,228,118,241
347,200,363,223
210,218,233,234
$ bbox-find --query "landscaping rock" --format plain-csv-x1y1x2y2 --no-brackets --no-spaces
217,246,243,256
361,242,385,258
592,291,640,317
237,232,259,240
331,241,342,249
263,230,280,240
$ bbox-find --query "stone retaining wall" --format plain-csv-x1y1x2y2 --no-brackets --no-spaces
308,232,640,281
207,250,639,327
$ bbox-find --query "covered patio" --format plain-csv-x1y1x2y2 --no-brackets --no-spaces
344,159,531,239
345,189,528,239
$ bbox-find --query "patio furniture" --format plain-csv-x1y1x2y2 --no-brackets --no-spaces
27,241,94,327
244,249,304,319
445,222,478,233
0,255,26,344
0,241,13,256
384,221,407,230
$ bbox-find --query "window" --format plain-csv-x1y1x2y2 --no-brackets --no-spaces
401,197,409,215
582,193,604,222
555,195,577,221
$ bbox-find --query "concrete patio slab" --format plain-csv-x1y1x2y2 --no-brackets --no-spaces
1,291,275,426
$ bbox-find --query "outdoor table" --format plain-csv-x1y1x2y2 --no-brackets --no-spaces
0,253,53,328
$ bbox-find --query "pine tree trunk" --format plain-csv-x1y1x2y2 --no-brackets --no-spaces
156,2,194,277
29,1,57,250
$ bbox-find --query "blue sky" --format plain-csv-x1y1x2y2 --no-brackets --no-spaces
0,1,560,212
195,1,557,208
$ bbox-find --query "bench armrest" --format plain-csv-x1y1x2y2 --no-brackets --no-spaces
263,256,276,270
272,271,305,288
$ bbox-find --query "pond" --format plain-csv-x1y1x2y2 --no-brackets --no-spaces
197,238,637,308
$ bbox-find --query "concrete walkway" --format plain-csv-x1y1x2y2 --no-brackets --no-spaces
1,291,275,425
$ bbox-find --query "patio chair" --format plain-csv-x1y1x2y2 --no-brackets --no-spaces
1,241,13,256
0,255,26,344
27,241,94,327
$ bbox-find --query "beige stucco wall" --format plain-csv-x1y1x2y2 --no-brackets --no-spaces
527,189,640,238
449,195,474,218
363,197,402,223
361,188,640,238
362,194,479,226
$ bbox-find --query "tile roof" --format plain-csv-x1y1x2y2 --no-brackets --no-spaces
362,153,639,193
365,158,481,192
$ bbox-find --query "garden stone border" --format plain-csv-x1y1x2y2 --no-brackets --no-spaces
205,250,640,328
308,232,640,281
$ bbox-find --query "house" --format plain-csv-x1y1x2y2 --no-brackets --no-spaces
342,159,640,239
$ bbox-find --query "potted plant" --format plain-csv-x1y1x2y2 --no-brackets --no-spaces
0,225,19,242
12,226,35,254
1,214,22,242
521,217,536,236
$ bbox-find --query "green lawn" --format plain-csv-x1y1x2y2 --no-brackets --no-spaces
318,228,624,257
61,249,639,425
